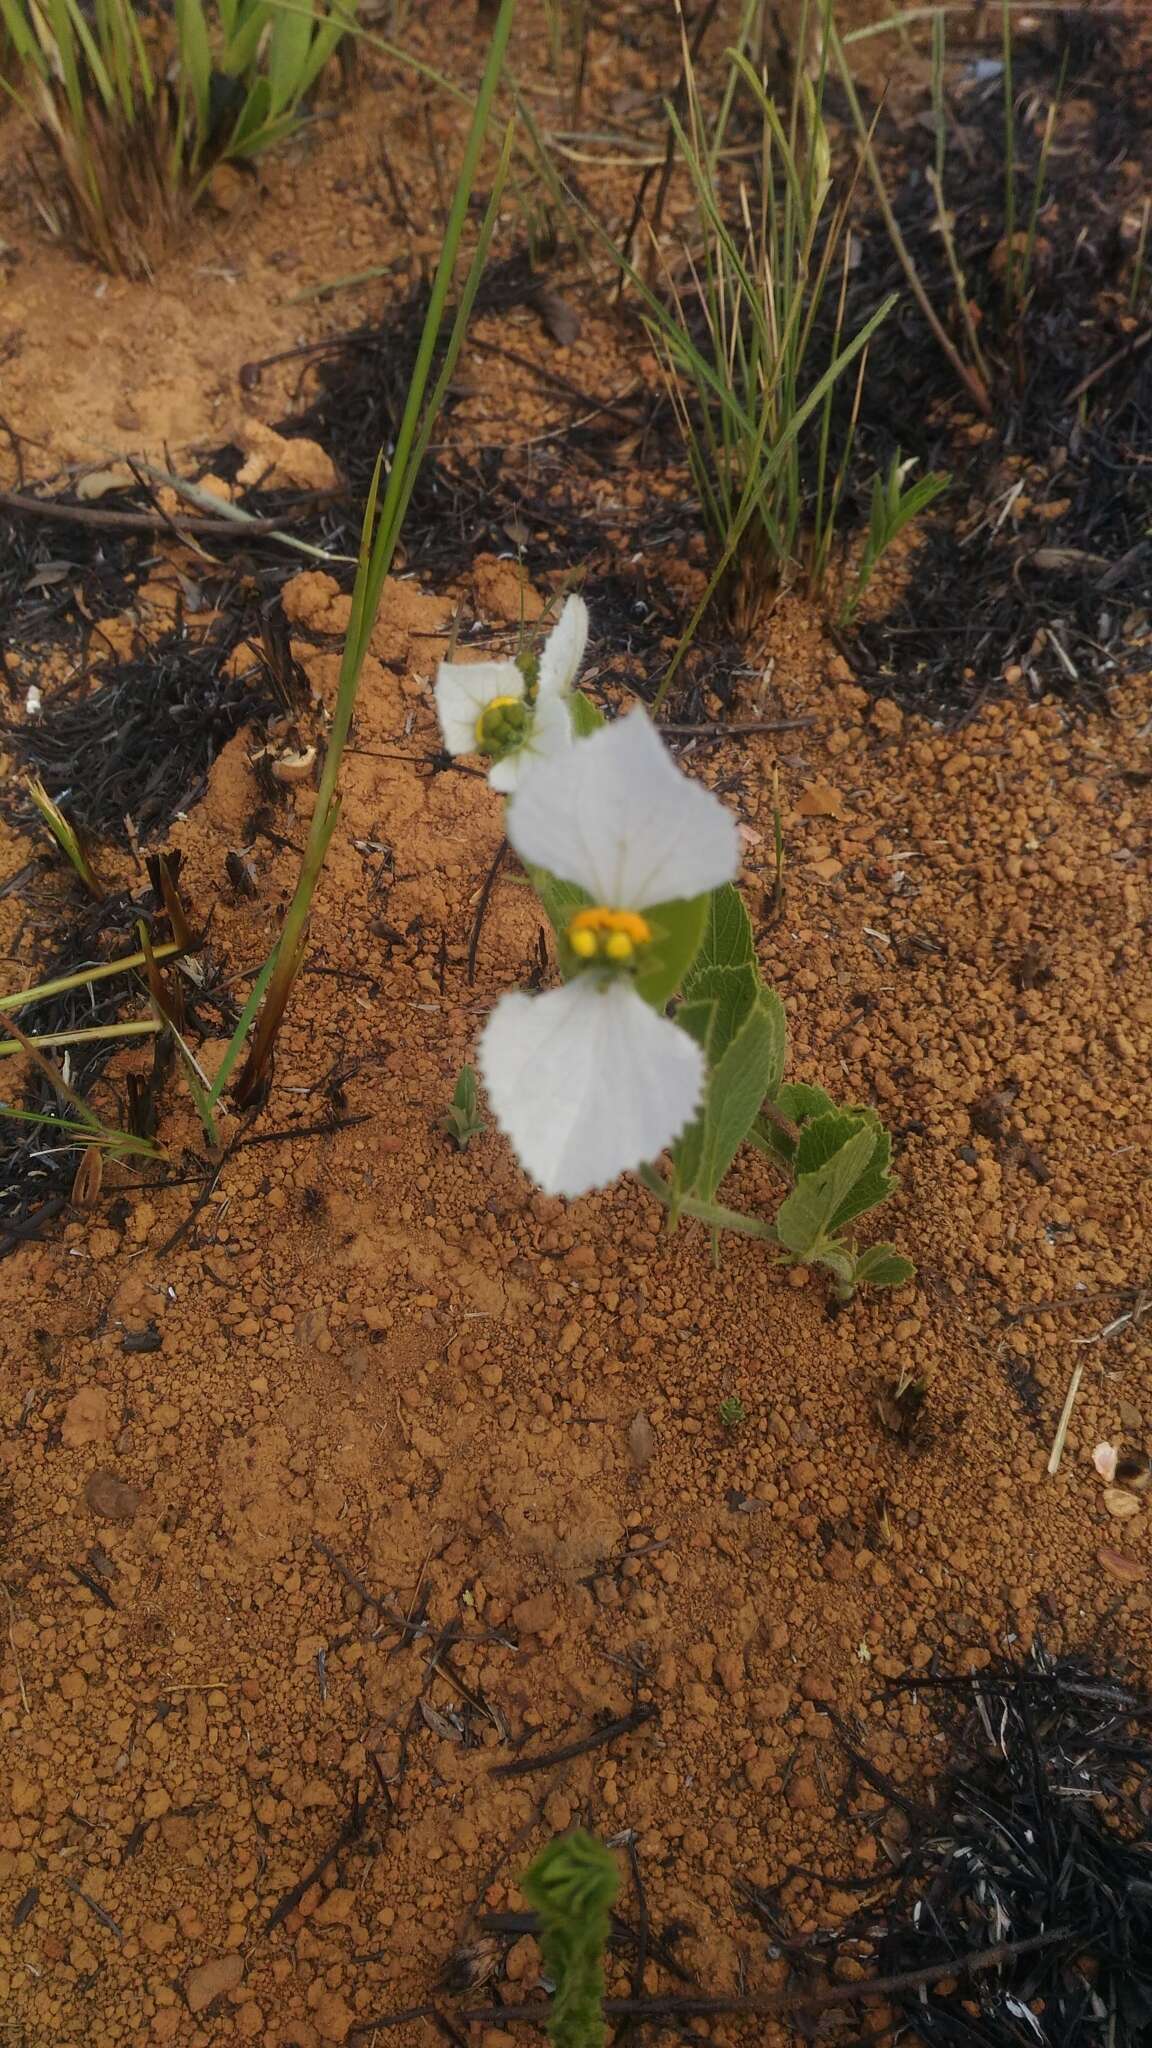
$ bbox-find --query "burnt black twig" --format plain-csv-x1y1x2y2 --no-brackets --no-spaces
489,1703,657,1780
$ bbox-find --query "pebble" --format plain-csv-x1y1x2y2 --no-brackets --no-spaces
62,1386,112,1448
511,1591,558,1636
83,1469,141,1523
184,1952,244,2013
786,1774,819,1811
312,1990,355,2043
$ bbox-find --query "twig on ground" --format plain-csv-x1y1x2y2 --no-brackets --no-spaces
457,1927,1072,2025
467,837,508,986
489,1703,657,1779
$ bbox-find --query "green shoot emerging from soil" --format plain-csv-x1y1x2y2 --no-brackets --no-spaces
0,0,360,275
24,775,102,897
439,1065,486,1152
522,1831,618,2048
719,1396,746,1431
841,453,950,623
229,0,517,1111
527,0,896,663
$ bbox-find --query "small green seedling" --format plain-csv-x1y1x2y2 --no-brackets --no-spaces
439,1065,486,1151
841,454,949,623
719,1396,746,1431
25,776,102,898
522,1830,618,2048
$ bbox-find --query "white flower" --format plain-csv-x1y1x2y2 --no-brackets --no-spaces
478,709,740,1198
434,592,588,791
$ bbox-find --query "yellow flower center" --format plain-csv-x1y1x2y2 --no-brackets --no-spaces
567,906,652,964
475,694,527,752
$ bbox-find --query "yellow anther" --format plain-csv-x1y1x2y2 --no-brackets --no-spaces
475,693,523,747
566,905,652,962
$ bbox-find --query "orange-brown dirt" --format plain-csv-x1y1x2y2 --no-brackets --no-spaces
1,7,1150,2048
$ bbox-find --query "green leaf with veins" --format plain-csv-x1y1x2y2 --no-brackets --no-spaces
674,985,787,1201
852,1243,916,1290
774,1124,877,1258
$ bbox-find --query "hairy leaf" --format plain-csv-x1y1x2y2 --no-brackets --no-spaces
853,1243,916,1290
775,1125,876,1258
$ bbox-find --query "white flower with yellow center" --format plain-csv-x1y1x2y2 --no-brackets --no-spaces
434,593,588,793
478,709,740,1198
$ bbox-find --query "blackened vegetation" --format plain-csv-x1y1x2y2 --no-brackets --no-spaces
840,10,1152,715
5,622,276,847
797,1648,1152,2045
0,897,161,1254
0,506,146,684
266,252,741,713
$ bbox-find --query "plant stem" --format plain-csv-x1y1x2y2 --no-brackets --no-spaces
638,1164,778,1241
0,1019,160,1058
231,3,517,1108
0,942,183,1014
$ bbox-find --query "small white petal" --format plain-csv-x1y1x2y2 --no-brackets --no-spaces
506,707,739,909
434,659,523,756
488,752,521,795
1094,1442,1118,1483
478,974,704,1199
488,689,573,793
537,593,589,699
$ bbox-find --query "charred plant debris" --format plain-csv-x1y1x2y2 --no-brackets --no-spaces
791,1646,1152,2046
4,618,278,848
835,10,1152,714
0,891,172,1252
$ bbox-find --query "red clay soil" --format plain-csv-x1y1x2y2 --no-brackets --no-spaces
0,9,1150,2048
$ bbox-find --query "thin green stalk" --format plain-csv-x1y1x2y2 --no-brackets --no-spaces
638,1164,778,1241
1017,65,1062,315
830,21,991,416
925,167,992,385
1001,0,1016,317
0,942,182,1014
0,1019,160,1057
232,3,517,1107
653,289,896,711
0,1099,161,1156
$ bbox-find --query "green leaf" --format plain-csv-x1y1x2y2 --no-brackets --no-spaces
675,985,788,1201
225,74,272,152
776,1081,837,1124
440,1063,485,1150
853,1244,916,1290
528,871,707,1010
220,0,275,76
174,0,212,140
266,0,315,116
795,1110,867,1177
774,1124,876,1258
677,883,760,1060
569,689,603,737
632,894,708,1009
296,2,355,96
829,1124,896,1233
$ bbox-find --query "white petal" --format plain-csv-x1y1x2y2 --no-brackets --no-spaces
488,689,573,793
434,659,523,756
1094,1442,1118,1483
488,751,521,794
537,593,589,699
505,707,739,908
478,975,704,1199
